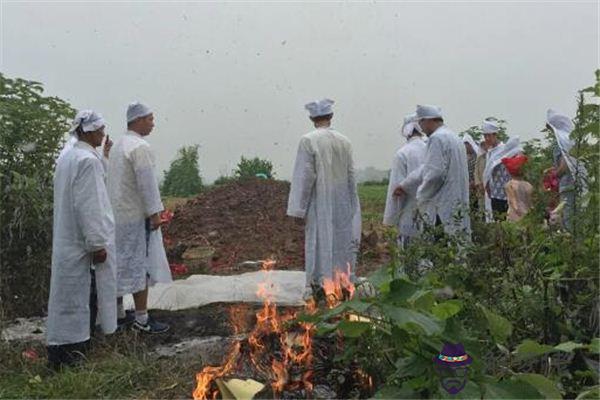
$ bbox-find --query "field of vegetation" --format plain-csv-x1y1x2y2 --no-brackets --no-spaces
1,71,598,399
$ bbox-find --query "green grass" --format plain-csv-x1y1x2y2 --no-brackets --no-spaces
358,183,388,226
0,334,201,399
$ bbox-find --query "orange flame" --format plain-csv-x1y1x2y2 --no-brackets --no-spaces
193,341,241,400
193,259,316,399
322,264,356,308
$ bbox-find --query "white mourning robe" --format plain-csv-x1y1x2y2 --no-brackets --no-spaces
399,125,471,237
287,128,362,287
383,136,427,240
47,141,117,345
107,131,172,297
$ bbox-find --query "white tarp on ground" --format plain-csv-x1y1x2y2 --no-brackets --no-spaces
123,270,306,311
2,271,306,342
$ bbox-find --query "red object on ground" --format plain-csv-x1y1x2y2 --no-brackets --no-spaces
22,348,39,361
161,210,175,224
169,263,189,276
163,236,173,246
501,155,528,176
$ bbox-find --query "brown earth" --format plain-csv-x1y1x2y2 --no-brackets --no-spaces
163,179,305,274
162,179,387,277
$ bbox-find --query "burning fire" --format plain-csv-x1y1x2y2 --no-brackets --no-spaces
322,264,356,308
193,261,356,399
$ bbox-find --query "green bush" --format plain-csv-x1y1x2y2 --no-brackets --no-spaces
234,156,274,179
0,74,74,319
161,145,203,197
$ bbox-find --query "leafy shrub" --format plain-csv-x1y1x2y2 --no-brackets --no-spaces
234,156,274,179
0,74,74,319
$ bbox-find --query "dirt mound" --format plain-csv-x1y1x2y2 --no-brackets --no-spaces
163,179,305,273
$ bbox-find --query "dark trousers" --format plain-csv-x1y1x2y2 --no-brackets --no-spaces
47,269,96,370
491,198,508,221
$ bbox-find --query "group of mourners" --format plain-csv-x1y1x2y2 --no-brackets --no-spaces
46,98,586,370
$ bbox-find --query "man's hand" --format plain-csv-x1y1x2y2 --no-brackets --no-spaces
393,185,406,197
150,212,162,230
92,248,107,264
103,135,113,158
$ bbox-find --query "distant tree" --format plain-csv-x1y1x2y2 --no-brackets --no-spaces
234,156,274,179
161,145,203,197
0,73,75,318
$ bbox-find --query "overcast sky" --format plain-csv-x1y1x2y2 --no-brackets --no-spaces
2,1,598,181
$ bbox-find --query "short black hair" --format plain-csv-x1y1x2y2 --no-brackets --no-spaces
310,113,333,123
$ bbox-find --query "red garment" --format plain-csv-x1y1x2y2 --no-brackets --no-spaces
543,168,559,193
502,155,528,176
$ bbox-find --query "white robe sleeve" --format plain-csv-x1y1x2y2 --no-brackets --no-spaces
383,152,408,226
72,157,111,252
399,165,423,195
130,145,164,217
417,135,447,207
287,138,316,218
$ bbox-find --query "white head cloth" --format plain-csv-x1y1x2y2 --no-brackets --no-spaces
58,110,104,162
127,101,153,123
305,98,334,118
546,109,575,152
482,119,500,134
462,133,483,156
415,104,443,120
546,109,588,193
69,109,105,135
401,113,419,138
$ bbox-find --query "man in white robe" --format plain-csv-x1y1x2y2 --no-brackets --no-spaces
394,105,471,238
108,102,172,333
287,99,361,299
47,110,117,369
383,114,427,248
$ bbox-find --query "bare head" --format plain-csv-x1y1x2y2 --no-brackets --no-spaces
77,125,105,148
128,113,155,136
418,117,443,136
310,113,333,128
483,132,498,149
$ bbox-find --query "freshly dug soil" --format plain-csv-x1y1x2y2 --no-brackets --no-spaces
163,179,305,273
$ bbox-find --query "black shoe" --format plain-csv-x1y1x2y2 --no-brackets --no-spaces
132,317,170,334
117,309,135,330
47,341,88,371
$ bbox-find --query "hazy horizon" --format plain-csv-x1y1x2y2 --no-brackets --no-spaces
2,1,598,182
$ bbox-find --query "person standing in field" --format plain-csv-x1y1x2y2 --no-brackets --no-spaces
481,120,512,221
546,109,588,231
383,113,427,248
287,98,361,300
474,140,488,218
108,102,172,333
47,110,117,369
502,154,534,222
394,105,471,238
